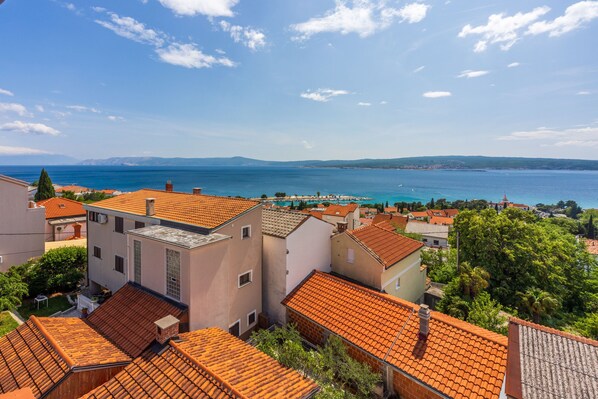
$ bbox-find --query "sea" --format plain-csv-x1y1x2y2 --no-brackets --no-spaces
1,165,598,208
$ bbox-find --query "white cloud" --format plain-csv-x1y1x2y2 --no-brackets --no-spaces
291,1,430,40
156,43,235,68
65,3,76,11
358,102,371,106
423,91,451,98
457,69,489,78
92,6,107,13
107,115,125,121
577,90,591,95
300,88,351,102
0,88,14,96
0,145,50,155
96,12,165,47
219,21,267,50
158,0,238,17
458,6,550,52
553,140,598,147
0,121,61,136
413,65,425,73
67,105,101,113
35,105,45,112
302,140,314,149
527,1,598,37
497,125,598,143
380,100,387,105
0,102,30,117
507,62,520,68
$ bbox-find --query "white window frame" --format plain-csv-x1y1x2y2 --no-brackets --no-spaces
347,248,355,264
241,225,251,239
238,270,253,288
247,310,257,327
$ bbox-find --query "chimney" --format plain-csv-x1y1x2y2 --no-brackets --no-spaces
418,304,431,340
155,315,180,345
165,180,173,192
72,223,82,239
337,221,348,233
192,187,202,195
28,201,36,209
146,198,155,216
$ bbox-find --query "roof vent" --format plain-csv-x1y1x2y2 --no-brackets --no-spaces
155,315,180,345
146,198,155,216
192,187,202,195
165,180,173,192
418,304,431,340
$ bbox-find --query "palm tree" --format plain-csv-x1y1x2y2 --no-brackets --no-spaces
458,263,490,299
519,288,559,323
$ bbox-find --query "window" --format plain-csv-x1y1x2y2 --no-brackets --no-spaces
115,255,124,273
395,278,401,290
166,249,181,300
229,320,240,337
135,221,145,229
433,240,440,246
347,248,355,264
133,240,141,284
89,211,98,222
248,310,257,326
422,238,428,243
241,225,251,239
93,246,102,259
115,217,124,234
238,270,252,288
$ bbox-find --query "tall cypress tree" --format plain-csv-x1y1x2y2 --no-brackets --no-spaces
588,215,596,239
34,168,55,201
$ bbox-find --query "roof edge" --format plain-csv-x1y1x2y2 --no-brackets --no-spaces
505,321,522,399
29,316,75,368
509,317,598,347
0,174,29,187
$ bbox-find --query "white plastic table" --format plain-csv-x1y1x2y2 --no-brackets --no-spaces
34,295,48,310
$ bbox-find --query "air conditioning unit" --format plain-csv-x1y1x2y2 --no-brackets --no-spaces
97,214,108,224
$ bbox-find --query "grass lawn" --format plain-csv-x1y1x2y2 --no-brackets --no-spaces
17,295,72,319
0,312,19,337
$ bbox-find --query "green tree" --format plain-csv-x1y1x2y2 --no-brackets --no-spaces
467,292,508,335
573,313,598,340
588,215,596,239
458,263,490,299
61,190,78,201
274,192,287,198
34,168,55,201
519,288,560,323
260,194,267,199
0,272,28,311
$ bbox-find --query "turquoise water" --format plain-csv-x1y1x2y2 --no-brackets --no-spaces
1,165,597,208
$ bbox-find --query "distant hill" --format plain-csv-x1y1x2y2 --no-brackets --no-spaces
79,155,598,170
0,154,79,165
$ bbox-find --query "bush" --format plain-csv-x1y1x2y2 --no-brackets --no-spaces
0,272,28,311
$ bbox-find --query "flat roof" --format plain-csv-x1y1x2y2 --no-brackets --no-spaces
128,225,230,249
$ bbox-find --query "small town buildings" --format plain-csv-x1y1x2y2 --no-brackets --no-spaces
36,197,87,241
505,318,598,399
331,223,425,303
262,208,334,324
0,316,130,399
409,209,459,221
405,221,450,248
81,327,319,399
372,213,408,230
429,216,454,226
322,203,360,231
0,174,45,272
489,195,530,212
84,185,262,338
55,185,90,197
284,271,509,399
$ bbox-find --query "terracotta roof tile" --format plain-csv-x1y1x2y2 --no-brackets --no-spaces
89,189,259,229
322,204,358,217
347,224,423,268
429,216,454,226
586,239,598,255
0,388,35,399
372,214,408,231
56,185,90,193
87,283,188,358
36,197,86,219
283,272,508,399
262,208,310,238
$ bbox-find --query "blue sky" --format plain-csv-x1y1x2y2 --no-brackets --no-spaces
0,0,597,161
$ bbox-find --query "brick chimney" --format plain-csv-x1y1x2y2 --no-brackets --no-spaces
146,198,155,216
155,315,180,344
192,187,202,195
165,180,173,192
72,223,82,239
337,221,348,233
28,201,36,208
418,304,431,340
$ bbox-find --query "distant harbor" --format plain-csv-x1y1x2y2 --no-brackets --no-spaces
251,194,372,203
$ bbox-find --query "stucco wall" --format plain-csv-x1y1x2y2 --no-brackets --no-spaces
0,178,45,272
381,250,426,303
262,235,287,324
44,220,87,242
331,233,383,289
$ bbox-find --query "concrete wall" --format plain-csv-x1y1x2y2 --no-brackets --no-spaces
331,233,383,289
44,220,87,242
422,235,448,249
262,235,287,324
0,178,45,272
380,251,426,303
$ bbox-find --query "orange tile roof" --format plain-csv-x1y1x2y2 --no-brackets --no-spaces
309,210,323,220
174,328,319,399
410,211,429,218
347,224,423,268
0,317,129,398
372,213,408,230
443,208,460,217
322,203,358,217
36,197,86,219
87,283,188,358
359,218,372,226
586,239,598,255
283,272,508,399
0,388,35,399
81,328,318,399
429,216,454,225
89,189,259,229
384,207,398,213
56,185,89,193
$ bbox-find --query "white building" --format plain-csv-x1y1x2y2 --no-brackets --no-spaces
405,221,449,248
262,208,334,324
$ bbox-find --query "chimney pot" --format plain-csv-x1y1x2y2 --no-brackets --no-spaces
192,187,202,195
418,304,431,339
155,315,180,344
28,201,36,209
165,180,173,192
337,221,348,233
146,198,155,216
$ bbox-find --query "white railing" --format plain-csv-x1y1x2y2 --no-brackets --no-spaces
77,293,100,313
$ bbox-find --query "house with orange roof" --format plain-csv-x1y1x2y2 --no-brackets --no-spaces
429,215,454,226
84,183,263,338
283,271,509,399
331,223,426,303
0,174,45,272
372,213,408,231
408,210,429,221
56,185,91,197
0,316,130,399
36,197,87,241
81,325,319,399
322,203,360,231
